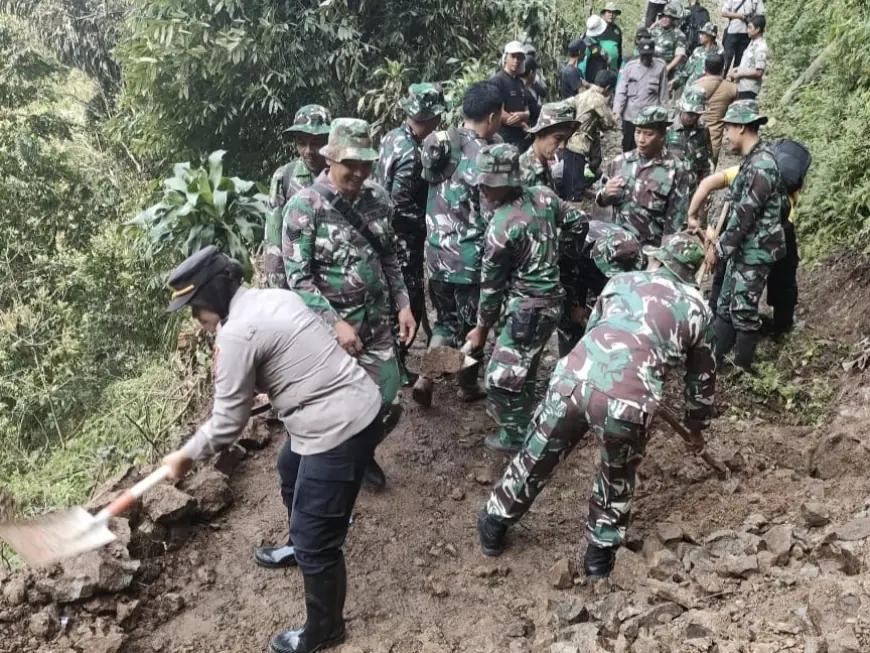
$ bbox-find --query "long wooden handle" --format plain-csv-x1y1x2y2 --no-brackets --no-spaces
695,201,730,285
94,466,172,525
656,407,731,479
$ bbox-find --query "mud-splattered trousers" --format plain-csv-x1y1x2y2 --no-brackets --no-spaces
716,259,771,332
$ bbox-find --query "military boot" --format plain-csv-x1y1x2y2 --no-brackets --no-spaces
456,361,486,403
412,376,434,407
713,317,737,363
362,457,386,492
484,434,523,455
583,543,617,580
269,560,348,653
734,330,760,373
477,510,508,557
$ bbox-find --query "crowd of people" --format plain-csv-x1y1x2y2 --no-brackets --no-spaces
152,2,808,652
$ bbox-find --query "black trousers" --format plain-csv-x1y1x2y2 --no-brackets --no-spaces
766,221,799,333
561,150,588,202
737,90,758,100
709,257,727,314
723,32,750,74
645,1,663,27
621,120,636,153
277,416,382,575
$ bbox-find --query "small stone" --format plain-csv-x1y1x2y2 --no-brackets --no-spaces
716,554,759,578
424,577,449,598
549,558,575,590
742,513,768,533
444,543,458,557
473,469,493,485
835,517,870,541
213,443,247,476
506,618,532,638
555,597,589,625
756,551,776,572
804,636,827,653
141,484,196,525
656,522,684,544
472,566,497,578
637,602,683,628
116,599,141,625
826,627,860,653
183,468,233,519
164,593,185,613
237,418,272,451
647,549,682,581
565,623,600,649
2,577,27,606
450,487,465,501
195,567,216,585
632,635,661,653
704,530,744,558
801,503,830,528
800,564,820,581
29,606,58,639
762,524,793,566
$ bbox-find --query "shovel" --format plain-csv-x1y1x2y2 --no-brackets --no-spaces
0,465,171,567
420,341,477,377
655,407,732,480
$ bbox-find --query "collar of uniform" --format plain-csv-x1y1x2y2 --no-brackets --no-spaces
403,121,423,146
293,158,316,179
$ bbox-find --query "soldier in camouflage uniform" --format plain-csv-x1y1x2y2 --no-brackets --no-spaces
463,144,589,454
650,3,688,78
710,101,787,370
265,105,332,289
671,22,719,93
412,81,504,408
477,233,716,580
558,221,644,356
283,118,416,489
518,102,579,191
596,106,692,246
375,84,450,381
665,86,714,194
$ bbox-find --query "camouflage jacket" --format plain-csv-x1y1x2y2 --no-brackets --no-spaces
567,267,716,424
665,121,714,190
478,187,589,328
265,159,317,288
561,220,636,311
596,150,691,246
715,141,788,266
673,45,717,90
518,146,555,190
425,127,499,284
282,171,409,349
565,87,617,156
650,24,688,64
375,123,427,267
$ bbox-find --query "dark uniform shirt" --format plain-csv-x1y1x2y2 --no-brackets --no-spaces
560,63,586,99
490,69,529,146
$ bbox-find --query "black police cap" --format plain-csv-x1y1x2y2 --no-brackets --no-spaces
567,38,585,55
165,245,230,312
638,38,656,55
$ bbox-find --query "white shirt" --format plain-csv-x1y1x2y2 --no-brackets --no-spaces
737,36,768,94
721,0,765,34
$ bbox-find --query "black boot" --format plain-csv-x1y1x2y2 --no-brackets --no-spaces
583,543,617,580
269,560,348,653
713,317,737,363
362,457,386,492
734,330,760,372
477,510,507,557
254,543,297,569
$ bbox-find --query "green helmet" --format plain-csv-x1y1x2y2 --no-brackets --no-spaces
723,99,769,126
319,118,379,162
399,83,452,121
282,104,332,137
678,86,708,114
592,231,643,277
463,143,521,188
643,233,705,285
526,102,579,135
634,105,671,127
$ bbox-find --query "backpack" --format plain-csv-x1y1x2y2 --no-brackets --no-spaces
766,139,812,195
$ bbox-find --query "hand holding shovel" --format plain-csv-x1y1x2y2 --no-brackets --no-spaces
656,407,732,480
420,341,477,377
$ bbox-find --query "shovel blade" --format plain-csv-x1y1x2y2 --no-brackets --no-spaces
0,507,116,567
421,346,476,376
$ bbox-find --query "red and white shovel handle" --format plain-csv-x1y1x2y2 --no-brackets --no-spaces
93,466,172,527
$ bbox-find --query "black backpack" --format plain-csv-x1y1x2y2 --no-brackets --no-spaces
766,139,812,195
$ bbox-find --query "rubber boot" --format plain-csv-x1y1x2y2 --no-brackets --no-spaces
412,376,434,408
583,543,617,580
772,300,796,341
269,559,348,653
477,510,507,557
362,457,386,492
734,330,760,373
713,317,737,363
456,363,486,403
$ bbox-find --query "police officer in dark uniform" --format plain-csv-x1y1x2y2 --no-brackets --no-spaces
161,246,384,653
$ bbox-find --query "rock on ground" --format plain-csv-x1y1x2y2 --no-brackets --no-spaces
141,484,196,525
182,468,233,519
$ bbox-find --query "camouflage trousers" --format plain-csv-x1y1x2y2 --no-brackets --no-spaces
263,208,288,289
485,304,561,445
358,346,401,406
486,375,651,549
427,280,482,388
716,259,771,332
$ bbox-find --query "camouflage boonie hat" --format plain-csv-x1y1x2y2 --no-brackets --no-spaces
463,143,521,188
723,99,769,126
662,2,682,18
592,231,643,278
282,104,332,137
319,118,379,162
678,86,708,114
601,2,621,14
634,105,671,127
421,127,462,183
526,102,579,135
700,22,718,37
643,233,705,285
399,83,452,121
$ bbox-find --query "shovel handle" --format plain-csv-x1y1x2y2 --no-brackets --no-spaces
94,466,172,525
656,408,731,479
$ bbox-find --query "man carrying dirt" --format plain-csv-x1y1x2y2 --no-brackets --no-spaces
707,100,787,371
596,106,692,246
477,233,716,580
265,105,332,289
283,118,417,490
161,246,383,653
463,143,589,454
412,82,504,409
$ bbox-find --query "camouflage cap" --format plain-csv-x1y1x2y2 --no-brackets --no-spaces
634,105,671,127
319,118,379,162
526,102,579,135
678,85,708,114
662,2,682,18
700,22,718,37
399,83,452,121
463,143,522,188
592,231,643,278
643,233,705,285
282,104,332,137
601,2,621,14
723,99,769,126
